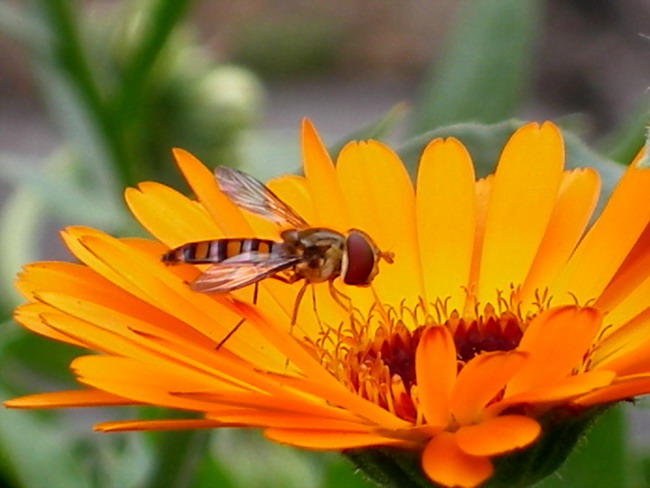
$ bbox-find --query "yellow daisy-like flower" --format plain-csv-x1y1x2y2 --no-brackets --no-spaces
7,120,650,488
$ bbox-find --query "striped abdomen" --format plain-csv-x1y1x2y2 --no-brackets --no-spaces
162,238,281,264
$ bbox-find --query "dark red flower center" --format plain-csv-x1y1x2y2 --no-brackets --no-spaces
312,302,528,422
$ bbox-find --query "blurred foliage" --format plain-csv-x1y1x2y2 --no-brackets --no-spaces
231,16,344,79
1,0,650,487
0,0,263,310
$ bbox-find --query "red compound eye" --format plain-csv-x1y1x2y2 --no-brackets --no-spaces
343,231,376,285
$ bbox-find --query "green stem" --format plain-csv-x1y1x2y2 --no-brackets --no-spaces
36,0,136,186
111,0,193,127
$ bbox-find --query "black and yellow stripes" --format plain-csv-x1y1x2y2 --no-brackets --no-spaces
162,238,278,264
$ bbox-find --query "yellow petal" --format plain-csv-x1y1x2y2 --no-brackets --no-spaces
466,176,493,313
416,138,476,311
592,329,650,376
337,140,424,307
172,148,252,235
301,118,350,230
550,159,650,304
597,221,650,315
124,182,222,247
520,168,600,305
478,122,564,303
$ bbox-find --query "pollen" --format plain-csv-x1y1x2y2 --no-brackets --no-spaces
311,298,537,422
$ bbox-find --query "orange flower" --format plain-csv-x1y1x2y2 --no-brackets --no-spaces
7,120,650,488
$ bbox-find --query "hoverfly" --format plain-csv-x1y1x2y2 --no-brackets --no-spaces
162,166,394,335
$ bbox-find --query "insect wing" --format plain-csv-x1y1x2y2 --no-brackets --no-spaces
215,166,308,229
190,252,302,293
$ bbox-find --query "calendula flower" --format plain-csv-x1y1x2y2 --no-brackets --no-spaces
7,120,650,488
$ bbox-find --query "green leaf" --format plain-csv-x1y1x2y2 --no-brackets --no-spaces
3,332,81,386
31,0,136,187
0,187,44,309
0,390,91,488
411,0,541,134
599,92,650,166
210,430,323,488
535,407,630,488
0,152,128,230
142,426,211,488
329,103,409,157
111,0,194,127
398,120,520,178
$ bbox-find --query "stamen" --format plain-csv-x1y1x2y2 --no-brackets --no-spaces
308,293,545,422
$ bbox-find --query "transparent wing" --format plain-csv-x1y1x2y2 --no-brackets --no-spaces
190,252,302,293
215,166,308,228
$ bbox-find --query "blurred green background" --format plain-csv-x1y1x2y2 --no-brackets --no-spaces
1,0,650,487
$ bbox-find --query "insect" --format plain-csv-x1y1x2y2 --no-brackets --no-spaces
162,166,394,335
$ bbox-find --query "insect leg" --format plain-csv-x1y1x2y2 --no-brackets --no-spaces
310,284,324,329
292,281,310,326
253,281,259,304
216,317,246,350
328,279,353,314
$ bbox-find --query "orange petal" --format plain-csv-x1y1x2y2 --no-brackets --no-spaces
416,326,456,427
455,415,540,456
14,303,86,348
68,232,279,366
550,159,650,304
337,140,424,308
592,330,650,377
4,389,135,409
264,427,413,450
16,260,206,347
172,148,252,235
478,122,564,303
520,168,600,305
240,304,411,430
422,432,493,488
595,225,650,316
506,306,601,395
416,138,476,311
71,355,235,411
301,118,350,230
124,182,222,248
451,351,527,425
493,370,614,415
575,374,650,407
205,409,371,431
96,418,224,432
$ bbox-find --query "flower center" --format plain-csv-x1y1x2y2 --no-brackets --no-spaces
310,300,533,422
